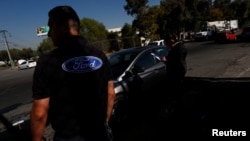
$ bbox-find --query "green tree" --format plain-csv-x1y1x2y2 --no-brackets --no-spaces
124,0,149,16
37,38,54,55
121,23,138,48
0,48,36,65
19,48,35,59
80,18,109,52
0,50,9,61
135,6,163,40
183,0,212,32
9,48,21,61
236,0,250,26
160,0,187,34
36,18,109,54
107,32,120,52
210,8,224,21
124,1,163,42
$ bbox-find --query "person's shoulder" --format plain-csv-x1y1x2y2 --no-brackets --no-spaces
37,48,59,63
84,44,107,57
77,36,107,58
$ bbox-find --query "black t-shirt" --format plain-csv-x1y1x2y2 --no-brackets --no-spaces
32,36,113,138
166,42,187,80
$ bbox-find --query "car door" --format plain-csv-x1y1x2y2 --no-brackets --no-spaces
126,48,166,96
121,47,166,113
137,48,166,92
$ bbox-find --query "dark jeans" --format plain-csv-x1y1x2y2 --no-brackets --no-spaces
165,75,185,112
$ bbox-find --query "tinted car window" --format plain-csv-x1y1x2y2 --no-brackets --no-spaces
109,51,139,78
134,51,157,70
154,48,168,61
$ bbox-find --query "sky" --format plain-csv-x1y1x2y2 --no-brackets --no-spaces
0,0,161,51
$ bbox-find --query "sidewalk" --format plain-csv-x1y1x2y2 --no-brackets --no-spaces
0,66,17,70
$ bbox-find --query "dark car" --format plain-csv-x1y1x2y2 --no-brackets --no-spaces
240,25,250,41
108,45,168,123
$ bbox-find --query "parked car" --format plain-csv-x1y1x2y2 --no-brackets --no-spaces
215,30,237,43
108,45,168,123
240,25,250,41
18,60,36,70
27,60,36,68
194,27,214,41
147,40,165,46
0,61,7,67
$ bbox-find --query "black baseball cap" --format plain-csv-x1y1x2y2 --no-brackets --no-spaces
48,5,80,25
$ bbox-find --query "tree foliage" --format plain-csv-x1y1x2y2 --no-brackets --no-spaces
0,48,37,64
80,18,109,52
125,0,250,39
134,6,163,40
107,32,120,52
37,38,54,55
124,0,149,17
121,23,138,49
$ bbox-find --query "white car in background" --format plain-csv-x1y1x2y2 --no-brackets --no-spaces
0,61,6,67
27,60,37,68
18,60,36,70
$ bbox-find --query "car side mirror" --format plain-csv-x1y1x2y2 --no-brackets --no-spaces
122,71,133,80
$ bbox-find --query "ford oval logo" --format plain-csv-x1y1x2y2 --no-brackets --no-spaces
62,56,103,73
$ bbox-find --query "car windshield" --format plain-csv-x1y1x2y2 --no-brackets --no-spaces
28,60,34,63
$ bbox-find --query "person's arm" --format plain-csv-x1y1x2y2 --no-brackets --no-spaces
161,56,167,62
30,97,50,141
106,80,115,123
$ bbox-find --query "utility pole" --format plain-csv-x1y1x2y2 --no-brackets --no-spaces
0,30,14,69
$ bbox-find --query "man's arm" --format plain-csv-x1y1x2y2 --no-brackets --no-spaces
106,80,116,123
30,97,50,141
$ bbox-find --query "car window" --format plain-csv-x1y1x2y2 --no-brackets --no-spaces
134,50,157,70
109,51,138,78
108,54,124,78
108,55,120,66
20,61,27,65
154,48,168,59
148,42,157,46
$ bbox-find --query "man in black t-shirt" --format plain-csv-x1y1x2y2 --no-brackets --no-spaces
161,32,187,113
30,6,115,141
